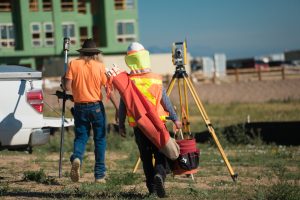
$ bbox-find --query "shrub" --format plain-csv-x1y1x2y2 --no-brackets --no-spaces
221,123,263,145
23,169,59,185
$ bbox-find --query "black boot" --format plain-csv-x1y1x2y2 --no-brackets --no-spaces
154,174,166,198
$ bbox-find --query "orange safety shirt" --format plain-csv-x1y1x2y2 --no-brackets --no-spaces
65,59,107,103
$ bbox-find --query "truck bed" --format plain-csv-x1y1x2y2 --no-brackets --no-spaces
0,65,41,79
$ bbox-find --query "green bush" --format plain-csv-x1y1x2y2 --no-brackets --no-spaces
222,123,249,144
221,123,263,145
23,169,59,185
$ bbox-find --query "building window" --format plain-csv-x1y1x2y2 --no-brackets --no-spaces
0,24,15,48
114,0,124,10
0,0,12,12
126,0,134,9
61,0,74,11
79,27,88,45
44,23,54,46
114,0,134,10
29,0,39,12
116,21,136,43
43,0,52,11
62,23,76,45
30,22,55,47
31,23,42,47
78,0,86,14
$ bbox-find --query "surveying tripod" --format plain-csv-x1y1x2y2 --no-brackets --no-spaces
166,64,238,181
132,64,237,182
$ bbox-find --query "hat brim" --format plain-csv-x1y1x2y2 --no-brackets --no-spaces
77,48,102,53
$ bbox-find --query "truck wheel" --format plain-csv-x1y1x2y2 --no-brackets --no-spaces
28,147,33,154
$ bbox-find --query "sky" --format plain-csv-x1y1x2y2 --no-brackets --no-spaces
138,0,300,59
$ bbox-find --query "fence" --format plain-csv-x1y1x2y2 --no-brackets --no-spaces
180,66,300,84
43,66,300,87
226,66,300,82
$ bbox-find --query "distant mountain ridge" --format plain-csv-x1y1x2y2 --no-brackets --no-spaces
146,46,171,54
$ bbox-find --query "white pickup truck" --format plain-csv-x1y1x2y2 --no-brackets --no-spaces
0,65,73,152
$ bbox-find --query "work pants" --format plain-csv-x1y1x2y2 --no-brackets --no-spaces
70,101,106,180
134,127,168,193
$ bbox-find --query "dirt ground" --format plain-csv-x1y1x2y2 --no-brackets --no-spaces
1,79,299,199
0,149,281,200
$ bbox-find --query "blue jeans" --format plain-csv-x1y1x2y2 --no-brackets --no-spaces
70,101,106,179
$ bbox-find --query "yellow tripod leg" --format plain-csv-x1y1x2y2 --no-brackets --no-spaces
132,156,155,173
178,78,184,127
183,75,238,181
133,157,141,173
166,76,177,96
183,80,191,134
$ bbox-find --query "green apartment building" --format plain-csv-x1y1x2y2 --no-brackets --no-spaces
0,0,139,70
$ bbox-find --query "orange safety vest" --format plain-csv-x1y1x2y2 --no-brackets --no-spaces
127,72,169,127
106,69,179,159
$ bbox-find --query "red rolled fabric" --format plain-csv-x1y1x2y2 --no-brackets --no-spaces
111,72,170,149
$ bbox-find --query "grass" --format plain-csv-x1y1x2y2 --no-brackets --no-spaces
1,100,300,199
43,100,300,134
179,100,300,132
1,143,299,199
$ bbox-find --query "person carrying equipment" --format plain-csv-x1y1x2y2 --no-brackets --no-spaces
118,42,181,198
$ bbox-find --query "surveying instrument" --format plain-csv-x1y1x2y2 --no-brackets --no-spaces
167,40,237,181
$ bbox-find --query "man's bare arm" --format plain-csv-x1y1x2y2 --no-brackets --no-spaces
61,77,72,92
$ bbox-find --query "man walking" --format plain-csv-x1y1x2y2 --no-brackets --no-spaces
62,38,118,183
118,42,181,197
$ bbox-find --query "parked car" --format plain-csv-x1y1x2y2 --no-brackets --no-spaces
0,65,73,152
227,58,269,70
268,60,294,67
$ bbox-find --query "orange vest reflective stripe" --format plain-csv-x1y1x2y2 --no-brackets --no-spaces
127,72,169,127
